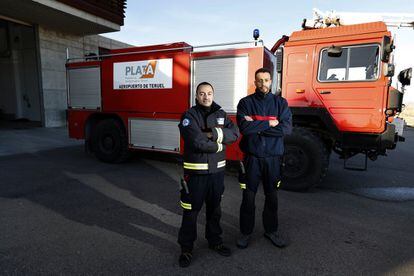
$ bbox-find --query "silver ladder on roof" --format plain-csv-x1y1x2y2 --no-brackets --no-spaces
66,40,264,63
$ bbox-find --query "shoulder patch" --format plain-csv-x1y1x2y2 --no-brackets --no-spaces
182,118,190,127
216,117,225,125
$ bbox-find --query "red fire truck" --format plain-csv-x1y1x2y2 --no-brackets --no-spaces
66,16,412,191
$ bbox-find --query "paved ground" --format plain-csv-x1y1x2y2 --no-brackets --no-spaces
0,127,413,275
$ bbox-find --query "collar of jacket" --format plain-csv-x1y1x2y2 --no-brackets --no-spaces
195,101,221,114
254,88,273,100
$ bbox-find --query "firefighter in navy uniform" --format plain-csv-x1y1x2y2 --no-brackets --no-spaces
236,68,292,249
177,82,239,268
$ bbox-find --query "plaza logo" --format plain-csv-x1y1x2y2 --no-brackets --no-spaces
124,61,157,79
114,59,172,90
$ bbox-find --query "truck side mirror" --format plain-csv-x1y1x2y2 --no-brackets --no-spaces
275,49,283,73
381,36,394,62
398,68,412,87
327,45,342,57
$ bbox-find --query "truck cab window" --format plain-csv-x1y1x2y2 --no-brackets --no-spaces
348,45,379,80
318,45,379,82
319,49,348,81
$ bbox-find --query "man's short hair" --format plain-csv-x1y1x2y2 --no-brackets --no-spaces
255,68,272,79
196,82,214,93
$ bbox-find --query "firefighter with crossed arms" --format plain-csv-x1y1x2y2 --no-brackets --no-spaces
236,67,292,249
177,82,239,268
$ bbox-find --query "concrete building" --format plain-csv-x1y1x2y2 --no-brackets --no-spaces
0,0,130,127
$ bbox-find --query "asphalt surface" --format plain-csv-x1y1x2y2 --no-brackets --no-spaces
1,127,414,275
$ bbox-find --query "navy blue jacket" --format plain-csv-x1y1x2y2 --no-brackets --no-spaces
237,90,292,157
179,101,239,174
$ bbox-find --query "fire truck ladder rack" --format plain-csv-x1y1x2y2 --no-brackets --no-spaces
66,40,264,62
303,8,414,29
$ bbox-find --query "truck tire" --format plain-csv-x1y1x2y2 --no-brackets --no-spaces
91,118,130,163
282,127,329,191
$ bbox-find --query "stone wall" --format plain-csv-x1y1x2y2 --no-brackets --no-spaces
37,26,131,127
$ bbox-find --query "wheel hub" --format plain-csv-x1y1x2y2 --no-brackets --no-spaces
102,135,115,151
283,146,309,178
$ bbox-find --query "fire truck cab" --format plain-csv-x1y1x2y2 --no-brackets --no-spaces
275,13,413,190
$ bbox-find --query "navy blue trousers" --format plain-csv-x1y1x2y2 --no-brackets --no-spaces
178,172,225,251
239,155,281,235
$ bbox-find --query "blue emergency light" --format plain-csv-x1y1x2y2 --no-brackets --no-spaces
253,29,260,40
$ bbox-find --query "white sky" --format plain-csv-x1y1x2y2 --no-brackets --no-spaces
103,0,414,102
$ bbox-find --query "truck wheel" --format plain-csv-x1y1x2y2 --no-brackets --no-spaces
282,127,329,191
91,119,130,163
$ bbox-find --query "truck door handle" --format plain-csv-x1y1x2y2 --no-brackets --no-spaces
320,91,331,94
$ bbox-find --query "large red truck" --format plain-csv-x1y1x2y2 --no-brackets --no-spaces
66,20,411,191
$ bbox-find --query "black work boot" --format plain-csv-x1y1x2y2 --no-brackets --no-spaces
264,232,288,248
178,251,193,268
236,234,251,249
209,243,231,257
